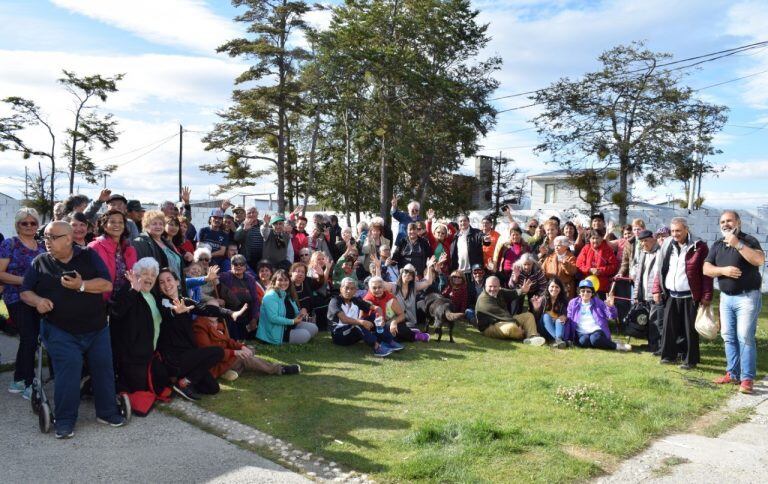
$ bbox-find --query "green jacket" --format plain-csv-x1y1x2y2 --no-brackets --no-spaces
475,288,524,332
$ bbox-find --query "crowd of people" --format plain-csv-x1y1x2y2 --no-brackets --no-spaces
0,187,763,439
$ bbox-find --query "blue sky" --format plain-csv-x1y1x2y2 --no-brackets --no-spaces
0,0,766,209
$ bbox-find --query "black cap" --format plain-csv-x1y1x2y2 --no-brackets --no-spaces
106,194,128,205
637,229,653,240
127,200,145,212
471,263,484,272
590,212,605,221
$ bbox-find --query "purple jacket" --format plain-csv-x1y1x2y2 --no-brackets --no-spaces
563,296,617,341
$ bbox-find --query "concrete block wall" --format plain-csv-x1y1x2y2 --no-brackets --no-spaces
0,196,22,240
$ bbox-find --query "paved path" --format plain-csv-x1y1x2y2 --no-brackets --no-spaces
0,332,17,365
596,377,768,483
0,370,310,484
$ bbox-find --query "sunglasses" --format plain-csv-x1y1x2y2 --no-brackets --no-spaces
18,221,38,227
579,288,593,293
197,257,211,262
232,262,246,267
300,253,310,257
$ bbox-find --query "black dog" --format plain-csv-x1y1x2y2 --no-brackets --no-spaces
420,292,464,343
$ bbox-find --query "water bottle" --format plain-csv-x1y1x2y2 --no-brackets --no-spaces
375,316,384,334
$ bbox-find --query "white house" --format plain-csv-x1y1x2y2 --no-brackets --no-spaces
527,169,619,211
0,193,22,238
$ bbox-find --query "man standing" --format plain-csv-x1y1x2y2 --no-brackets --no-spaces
653,217,712,370
704,210,764,394
234,207,264,270
450,215,487,280
198,209,230,266
126,200,146,233
633,229,663,354
260,214,291,271
21,222,125,438
390,196,422,246
475,276,545,345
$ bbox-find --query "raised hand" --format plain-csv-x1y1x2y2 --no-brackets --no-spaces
171,298,195,314
206,265,220,282
98,188,112,203
233,303,249,321
181,186,191,204
426,255,436,268
263,213,271,225
391,195,399,208
520,278,533,294
605,293,615,307
531,294,543,311
426,208,435,220
125,269,143,292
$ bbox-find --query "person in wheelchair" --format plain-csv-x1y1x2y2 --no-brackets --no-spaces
20,221,126,439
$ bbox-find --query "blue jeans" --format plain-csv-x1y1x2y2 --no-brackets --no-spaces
40,320,120,432
332,323,394,347
576,330,617,350
720,290,761,381
540,313,564,340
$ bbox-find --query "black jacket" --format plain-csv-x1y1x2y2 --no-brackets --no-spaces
157,297,229,367
393,237,433,277
449,227,487,271
132,233,187,294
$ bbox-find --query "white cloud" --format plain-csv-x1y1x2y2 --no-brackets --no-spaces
50,0,241,54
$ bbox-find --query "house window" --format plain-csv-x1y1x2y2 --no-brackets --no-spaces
544,183,556,203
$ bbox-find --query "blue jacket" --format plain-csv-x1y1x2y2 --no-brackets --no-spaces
257,289,299,345
390,208,421,246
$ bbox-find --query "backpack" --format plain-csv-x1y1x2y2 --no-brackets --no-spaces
623,302,650,338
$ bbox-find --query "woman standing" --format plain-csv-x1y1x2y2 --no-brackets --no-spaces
165,216,194,267
540,236,578,299
133,210,185,295
65,212,92,248
492,226,531,281
89,209,138,302
0,208,46,396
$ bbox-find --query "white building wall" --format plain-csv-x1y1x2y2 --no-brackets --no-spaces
0,195,22,239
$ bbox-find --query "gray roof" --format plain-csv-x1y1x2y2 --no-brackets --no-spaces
527,169,571,180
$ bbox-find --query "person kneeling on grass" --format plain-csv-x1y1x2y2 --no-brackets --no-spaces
563,279,631,352
192,301,300,381
474,276,545,346
329,277,403,357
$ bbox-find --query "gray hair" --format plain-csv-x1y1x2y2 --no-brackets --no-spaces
133,257,160,278
721,210,741,222
407,200,420,211
15,207,40,227
379,244,390,255
53,202,67,221
369,216,385,228
194,245,212,261
514,252,540,270
367,276,384,289
340,277,357,288
342,227,353,236
670,217,688,229
553,235,570,247
161,200,176,211
231,254,247,266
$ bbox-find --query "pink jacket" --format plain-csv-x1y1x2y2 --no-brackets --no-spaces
88,236,138,300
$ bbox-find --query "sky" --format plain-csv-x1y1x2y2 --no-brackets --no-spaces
0,0,766,210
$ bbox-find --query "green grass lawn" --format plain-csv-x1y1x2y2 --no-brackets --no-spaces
200,295,768,483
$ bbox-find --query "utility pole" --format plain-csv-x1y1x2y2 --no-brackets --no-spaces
178,124,183,202
102,172,108,188
24,166,29,199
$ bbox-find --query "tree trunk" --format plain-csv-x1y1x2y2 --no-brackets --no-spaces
343,108,351,227
618,156,629,225
379,132,388,222
68,108,82,194
285,122,294,213
303,111,320,210
275,7,288,214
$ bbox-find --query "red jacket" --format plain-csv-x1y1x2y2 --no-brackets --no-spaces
192,316,242,378
575,241,618,292
652,237,713,303
88,236,137,301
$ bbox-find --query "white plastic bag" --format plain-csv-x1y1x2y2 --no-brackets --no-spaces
695,304,719,340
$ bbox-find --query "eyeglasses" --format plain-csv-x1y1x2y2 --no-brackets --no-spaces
43,234,67,242
232,262,246,267
579,289,593,293
197,257,211,262
18,221,38,227
300,253,310,257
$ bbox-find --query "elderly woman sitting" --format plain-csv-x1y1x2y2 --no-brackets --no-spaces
218,254,260,340
110,258,224,401
329,277,403,357
507,253,547,314
540,235,578,298
256,270,319,345
563,279,631,352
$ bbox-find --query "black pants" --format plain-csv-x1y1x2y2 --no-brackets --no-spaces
168,347,224,395
661,296,699,365
10,302,40,386
647,301,664,352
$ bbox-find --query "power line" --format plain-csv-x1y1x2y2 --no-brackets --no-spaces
112,135,179,170
489,40,768,102
98,133,179,162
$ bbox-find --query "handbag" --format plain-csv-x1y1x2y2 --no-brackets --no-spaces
623,301,650,338
695,304,719,340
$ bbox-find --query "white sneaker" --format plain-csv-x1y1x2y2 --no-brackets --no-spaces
523,336,546,347
221,370,239,382
616,342,632,352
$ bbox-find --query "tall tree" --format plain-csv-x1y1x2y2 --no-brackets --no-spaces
203,0,312,213
0,97,58,216
59,70,123,193
488,154,525,225
532,42,727,224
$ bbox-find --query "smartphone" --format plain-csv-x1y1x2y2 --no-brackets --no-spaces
61,270,77,278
